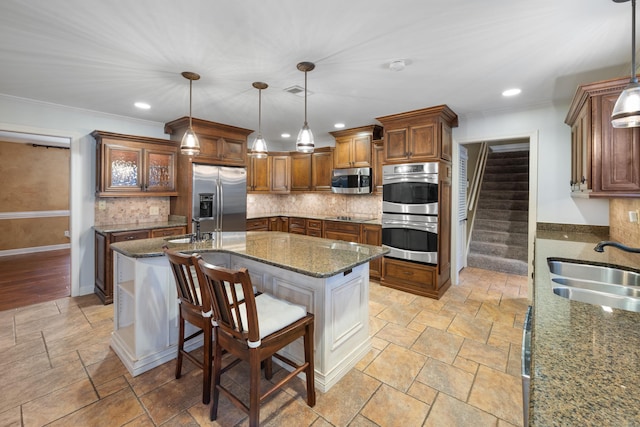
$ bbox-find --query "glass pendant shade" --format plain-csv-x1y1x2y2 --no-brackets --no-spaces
180,127,200,155
180,71,201,155
612,0,640,128
250,82,269,158
296,123,314,153
296,62,315,153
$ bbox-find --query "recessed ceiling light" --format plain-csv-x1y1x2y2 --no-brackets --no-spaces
334,123,345,129
389,59,406,72
502,88,521,97
134,102,151,109
281,133,291,138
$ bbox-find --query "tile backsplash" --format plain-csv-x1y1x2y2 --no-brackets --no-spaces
247,193,382,219
95,197,171,226
610,198,640,247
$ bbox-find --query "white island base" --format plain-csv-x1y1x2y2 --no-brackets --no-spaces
111,251,371,392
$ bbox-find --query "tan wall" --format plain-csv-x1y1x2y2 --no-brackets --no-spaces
0,140,70,250
610,198,640,247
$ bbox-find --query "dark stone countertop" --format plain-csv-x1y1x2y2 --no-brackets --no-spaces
532,231,640,426
110,231,388,279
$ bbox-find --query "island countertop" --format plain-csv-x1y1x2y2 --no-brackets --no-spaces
110,231,388,279
532,232,640,426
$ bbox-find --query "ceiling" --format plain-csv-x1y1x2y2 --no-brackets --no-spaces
0,0,635,149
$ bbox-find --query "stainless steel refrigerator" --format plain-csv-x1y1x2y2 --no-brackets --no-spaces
192,163,247,234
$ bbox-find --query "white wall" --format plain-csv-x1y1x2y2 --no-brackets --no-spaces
455,102,609,226
0,95,167,297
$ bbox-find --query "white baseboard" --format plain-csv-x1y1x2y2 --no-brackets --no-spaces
0,243,71,257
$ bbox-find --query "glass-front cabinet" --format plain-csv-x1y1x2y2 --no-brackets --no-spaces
93,130,178,197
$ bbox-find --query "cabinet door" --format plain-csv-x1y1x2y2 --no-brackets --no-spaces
144,148,176,193
571,103,591,192
291,153,312,191
599,94,640,192
270,155,291,193
352,135,372,167
103,144,143,192
441,123,452,161
384,128,410,162
249,156,270,192
361,224,382,279
410,122,438,160
334,137,352,168
247,218,269,231
312,150,333,191
218,137,247,166
372,140,384,193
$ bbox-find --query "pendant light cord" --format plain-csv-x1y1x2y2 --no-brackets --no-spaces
189,79,193,127
304,70,308,126
258,88,262,133
633,0,637,83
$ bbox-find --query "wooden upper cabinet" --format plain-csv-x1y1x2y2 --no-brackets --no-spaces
376,105,457,164
312,147,334,191
372,139,384,193
164,117,252,166
330,125,383,169
269,154,291,193
565,77,640,197
248,155,270,192
93,131,178,197
291,153,312,191
248,153,290,193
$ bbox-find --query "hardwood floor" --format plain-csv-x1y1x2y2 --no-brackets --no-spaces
0,249,70,311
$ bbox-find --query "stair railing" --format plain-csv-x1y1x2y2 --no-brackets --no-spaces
466,142,489,251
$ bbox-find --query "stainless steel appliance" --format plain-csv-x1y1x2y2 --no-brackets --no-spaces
382,162,439,265
192,164,246,235
522,305,532,427
331,167,372,194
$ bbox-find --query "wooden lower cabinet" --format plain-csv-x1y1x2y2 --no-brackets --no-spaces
306,219,323,237
288,217,306,235
324,221,360,242
94,225,185,304
246,218,269,231
361,224,382,280
381,257,451,299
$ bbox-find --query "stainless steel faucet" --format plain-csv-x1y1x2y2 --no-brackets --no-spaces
192,218,202,241
594,241,640,253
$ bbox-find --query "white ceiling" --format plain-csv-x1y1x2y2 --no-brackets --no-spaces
0,0,635,148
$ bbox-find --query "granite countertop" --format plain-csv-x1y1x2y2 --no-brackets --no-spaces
248,213,381,225
532,232,640,426
94,217,187,234
110,231,388,278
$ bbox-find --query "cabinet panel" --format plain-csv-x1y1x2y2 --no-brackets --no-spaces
150,227,185,238
312,149,334,191
324,221,359,243
382,257,436,293
372,140,384,193
291,153,312,191
247,218,269,231
410,123,438,159
384,128,409,162
248,156,270,192
361,224,382,279
288,217,306,234
334,138,352,169
270,155,291,193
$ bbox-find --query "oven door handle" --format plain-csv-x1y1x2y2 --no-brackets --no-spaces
382,220,437,232
383,174,438,184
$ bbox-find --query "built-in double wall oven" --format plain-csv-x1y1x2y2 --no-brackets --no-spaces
382,162,439,265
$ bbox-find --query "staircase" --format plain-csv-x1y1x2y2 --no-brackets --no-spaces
467,150,529,276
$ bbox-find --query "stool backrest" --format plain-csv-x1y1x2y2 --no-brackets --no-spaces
164,248,206,310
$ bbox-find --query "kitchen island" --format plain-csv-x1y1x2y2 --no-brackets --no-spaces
532,231,640,426
109,231,387,392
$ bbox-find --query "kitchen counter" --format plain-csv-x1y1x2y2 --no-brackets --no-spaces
110,231,387,278
94,216,187,234
247,213,382,225
532,231,640,426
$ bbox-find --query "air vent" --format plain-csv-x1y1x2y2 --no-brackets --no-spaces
284,85,313,97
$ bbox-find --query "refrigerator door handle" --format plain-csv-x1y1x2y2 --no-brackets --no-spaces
217,179,223,232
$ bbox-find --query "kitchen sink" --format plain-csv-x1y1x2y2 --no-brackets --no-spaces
547,258,640,312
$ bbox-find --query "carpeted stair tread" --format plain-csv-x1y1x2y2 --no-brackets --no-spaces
467,253,528,276
474,218,529,233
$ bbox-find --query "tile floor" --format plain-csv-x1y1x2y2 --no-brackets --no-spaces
0,267,529,427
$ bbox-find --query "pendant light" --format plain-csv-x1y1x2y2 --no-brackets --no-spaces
612,0,640,128
180,71,201,155
296,61,315,153
250,82,269,158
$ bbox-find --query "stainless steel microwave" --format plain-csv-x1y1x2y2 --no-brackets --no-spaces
331,167,372,194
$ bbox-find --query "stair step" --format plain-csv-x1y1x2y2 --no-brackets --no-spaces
474,218,529,233
476,208,528,222
485,164,529,174
482,181,529,191
478,190,529,201
466,253,528,276
469,241,528,261
477,199,529,211
487,150,530,159
483,172,529,182
471,230,528,246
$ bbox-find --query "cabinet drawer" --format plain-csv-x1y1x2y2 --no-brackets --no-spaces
111,230,150,243
383,258,436,291
247,218,269,231
306,219,322,230
151,227,186,238
307,229,322,237
324,221,360,234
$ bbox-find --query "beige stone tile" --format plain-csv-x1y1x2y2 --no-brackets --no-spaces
22,379,98,426
441,285,471,302
97,375,129,398
376,303,421,327
406,319,427,333
0,351,51,387
15,305,82,336
369,284,415,306
0,335,46,367
187,381,247,426
407,380,438,405
360,383,429,427
370,336,389,351
85,353,129,387
310,416,334,427
369,315,387,336
310,369,380,427
49,388,145,426
46,322,113,359
368,299,386,317
498,296,530,315
374,322,421,348
453,356,479,375
441,299,482,317
476,301,517,325
411,327,464,364
123,414,156,427
14,301,60,324
416,358,474,401
413,309,454,330
424,392,498,427
140,368,202,425
81,302,115,324
346,415,379,427
498,418,520,427
126,358,178,397
447,313,493,342
486,335,513,353
468,365,523,426
489,322,524,346
467,289,503,305
50,349,80,367
364,343,425,392
0,406,21,427
458,339,509,372
0,358,87,414
354,347,380,371
249,391,319,427
506,343,523,378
